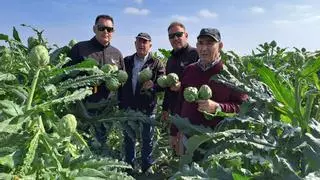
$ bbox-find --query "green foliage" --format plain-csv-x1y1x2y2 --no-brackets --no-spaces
171,41,320,179
0,26,133,179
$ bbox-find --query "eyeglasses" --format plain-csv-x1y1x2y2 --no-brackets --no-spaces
96,25,114,33
168,32,184,39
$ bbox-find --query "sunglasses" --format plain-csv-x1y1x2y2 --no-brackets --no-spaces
168,31,184,39
96,25,114,32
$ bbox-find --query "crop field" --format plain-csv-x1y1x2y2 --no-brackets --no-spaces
0,25,320,180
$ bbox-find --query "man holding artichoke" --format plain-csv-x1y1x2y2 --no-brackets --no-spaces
118,32,165,174
171,28,248,157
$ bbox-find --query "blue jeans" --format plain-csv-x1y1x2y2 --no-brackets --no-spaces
124,115,155,172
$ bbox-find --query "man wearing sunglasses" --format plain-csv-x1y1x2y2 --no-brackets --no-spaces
161,22,199,153
66,14,124,153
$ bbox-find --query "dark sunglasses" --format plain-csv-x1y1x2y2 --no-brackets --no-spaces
168,31,184,39
96,25,114,32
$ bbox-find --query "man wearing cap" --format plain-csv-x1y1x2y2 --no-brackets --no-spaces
172,28,248,156
118,32,165,173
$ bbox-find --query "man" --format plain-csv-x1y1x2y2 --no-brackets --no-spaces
66,14,124,149
161,22,199,153
68,14,124,102
118,32,165,173
171,28,248,154
162,22,199,120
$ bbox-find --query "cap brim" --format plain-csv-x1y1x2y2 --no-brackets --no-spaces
136,36,151,41
197,34,219,42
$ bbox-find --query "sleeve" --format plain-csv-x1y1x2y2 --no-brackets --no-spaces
117,57,127,109
170,69,188,136
219,88,249,113
162,60,170,111
153,59,166,92
119,53,125,71
64,43,81,67
169,85,184,136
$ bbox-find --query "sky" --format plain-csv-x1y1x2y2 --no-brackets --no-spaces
1,0,320,56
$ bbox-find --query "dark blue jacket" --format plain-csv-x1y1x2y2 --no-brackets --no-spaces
119,53,165,115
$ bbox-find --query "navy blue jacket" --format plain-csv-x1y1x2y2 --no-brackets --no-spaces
119,53,165,115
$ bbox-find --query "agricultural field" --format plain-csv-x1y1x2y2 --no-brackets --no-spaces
1,26,320,180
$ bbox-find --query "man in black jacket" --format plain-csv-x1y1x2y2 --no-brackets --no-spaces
68,14,124,102
66,14,124,150
119,32,165,173
161,22,199,151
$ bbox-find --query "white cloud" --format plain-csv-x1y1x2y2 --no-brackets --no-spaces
290,4,312,11
272,20,293,25
272,15,320,25
171,15,199,23
301,15,320,23
124,7,150,15
271,3,320,25
250,6,265,14
134,0,143,4
198,9,218,18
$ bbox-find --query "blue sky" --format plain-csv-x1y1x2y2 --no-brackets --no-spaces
1,0,320,56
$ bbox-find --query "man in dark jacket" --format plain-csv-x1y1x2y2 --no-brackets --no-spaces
66,14,124,148
161,22,199,151
119,32,165,173
68,14,124,102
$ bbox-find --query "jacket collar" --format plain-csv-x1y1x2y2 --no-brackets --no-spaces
90,37,110,49
171,44,190,56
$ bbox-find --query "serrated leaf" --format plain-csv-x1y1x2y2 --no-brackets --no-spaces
0,72,16,81
0,100,23,117
0,152,15,169
299,57,320,78
21,130,41,173
75,168,107,178
0,117,25,133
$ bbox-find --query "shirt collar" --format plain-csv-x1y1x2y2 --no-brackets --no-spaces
197,57,221,71
134,52,150,63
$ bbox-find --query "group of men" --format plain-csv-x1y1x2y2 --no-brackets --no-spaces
66,14,248,174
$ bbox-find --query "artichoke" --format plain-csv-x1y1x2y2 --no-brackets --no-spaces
183,87,198,103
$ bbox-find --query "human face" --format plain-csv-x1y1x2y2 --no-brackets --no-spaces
135,38,152,58
168,25,188,51
196,36,223,64
93,18,114,46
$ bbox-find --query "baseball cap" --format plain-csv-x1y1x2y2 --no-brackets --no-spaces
136,32,152,41
197,28,221,42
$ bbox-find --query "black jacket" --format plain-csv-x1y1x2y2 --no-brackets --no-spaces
119,53,165,115
67,37,124,102
162,44,199,113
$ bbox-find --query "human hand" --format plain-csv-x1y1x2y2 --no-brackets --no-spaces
169,135,178,149
197,99,220,113
170,81,181,92
142,80,154,90
161,111,169,121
